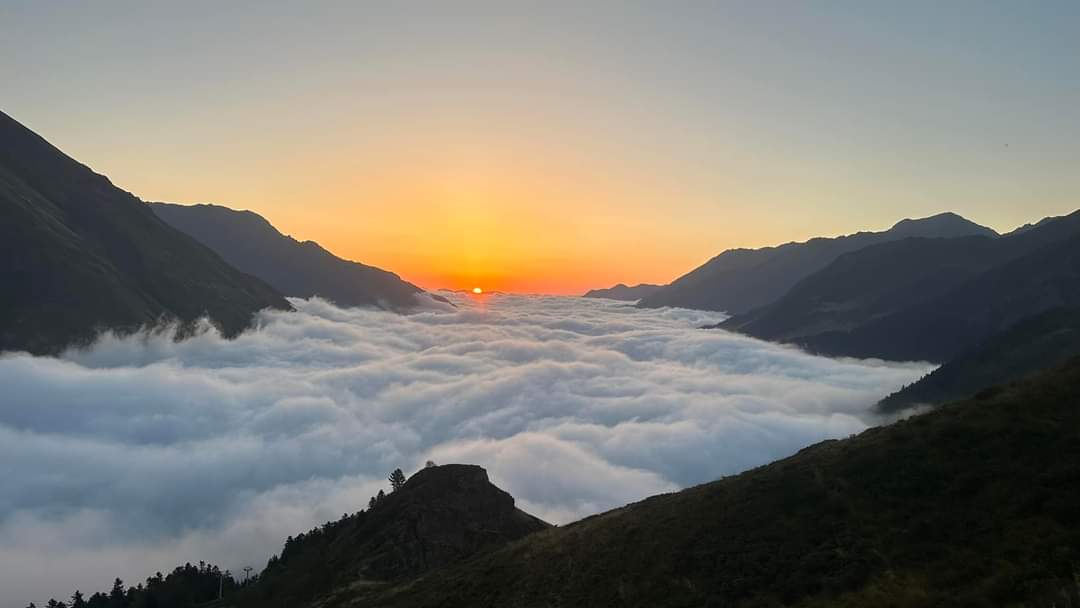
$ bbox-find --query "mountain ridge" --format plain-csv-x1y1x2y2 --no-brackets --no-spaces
637,212,997,315
583,283,664,301
150,202,441,312
321,358,1080,607
0,110,291,354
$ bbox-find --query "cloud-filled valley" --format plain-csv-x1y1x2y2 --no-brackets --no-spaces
0,294,932,605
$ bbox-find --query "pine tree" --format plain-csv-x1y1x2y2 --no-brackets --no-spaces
70,591,87,608
389,468,406,491
108,578,125,608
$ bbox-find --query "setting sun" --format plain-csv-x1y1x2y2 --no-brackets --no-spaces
472,287,483,294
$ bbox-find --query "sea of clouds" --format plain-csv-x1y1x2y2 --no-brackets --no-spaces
0,293,932,606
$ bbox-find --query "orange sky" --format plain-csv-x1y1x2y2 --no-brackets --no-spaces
5,4,1078,294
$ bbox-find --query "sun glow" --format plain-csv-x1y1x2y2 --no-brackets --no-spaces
472,287,483,294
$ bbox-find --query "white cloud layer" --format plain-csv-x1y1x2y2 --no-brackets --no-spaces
0,294,931,606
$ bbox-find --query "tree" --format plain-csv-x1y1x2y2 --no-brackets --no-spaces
389,468,406,491
425,460,437,468
70,591,87,608
368,495,377,510
376,489,385,502
108,578,125,608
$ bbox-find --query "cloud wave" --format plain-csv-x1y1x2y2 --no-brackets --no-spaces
0,294,930,606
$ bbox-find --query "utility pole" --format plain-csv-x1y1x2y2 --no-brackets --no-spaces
243,566,253,584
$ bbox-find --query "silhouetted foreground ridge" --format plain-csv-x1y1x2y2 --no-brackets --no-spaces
327,361,1080,607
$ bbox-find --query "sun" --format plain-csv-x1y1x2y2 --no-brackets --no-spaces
472,287,483,294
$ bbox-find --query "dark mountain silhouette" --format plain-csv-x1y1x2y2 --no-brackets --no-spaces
880,306,1080,412
150,202,439,311
236,464,549,607
798,221,1080,363
321,359,1080,607
719,210,1080,362
582,283,663,301
637,212,997,314
0,111,290,355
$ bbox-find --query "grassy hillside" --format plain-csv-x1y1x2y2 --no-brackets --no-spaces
328,359,1080,607
880,306,1080,412
234,465,548,608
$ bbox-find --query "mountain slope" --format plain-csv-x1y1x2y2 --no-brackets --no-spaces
582,283,663,301
719,210,1080,362
879,306,1080,412
801,227,1080,362
340,359,1080,608
150,202,432,311
237,464,549,607
0,111,290,354
638,212,997,314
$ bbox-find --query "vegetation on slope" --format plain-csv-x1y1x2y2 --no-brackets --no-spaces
233,464,549,608
880,306,1080,412
339,359,1080,607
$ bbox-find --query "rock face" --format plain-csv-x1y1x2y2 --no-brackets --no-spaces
357,464,550,579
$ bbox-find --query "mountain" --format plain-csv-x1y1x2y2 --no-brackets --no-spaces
320,359,1080,607
0,111,290,355
150,202,435,311
235,464,549,607
798,223,1080,363
718,210,1080,362
637,212,997,314
582,283,663,301
880,306,1080,412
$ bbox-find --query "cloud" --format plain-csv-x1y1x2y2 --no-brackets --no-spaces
0,294,931,606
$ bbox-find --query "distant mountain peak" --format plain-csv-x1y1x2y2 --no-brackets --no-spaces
888,212,998,238
583,282,664,301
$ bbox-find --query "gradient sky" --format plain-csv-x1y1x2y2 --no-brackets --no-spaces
2,1,1078,294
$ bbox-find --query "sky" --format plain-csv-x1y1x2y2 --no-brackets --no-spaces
2,1,1078,293
0,293,931,606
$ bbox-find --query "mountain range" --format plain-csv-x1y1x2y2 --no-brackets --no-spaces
150,202,438,312
636,212,997,314
0,110,442,356
718,210,1080,363
582,283,663,301
0,111,290,354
